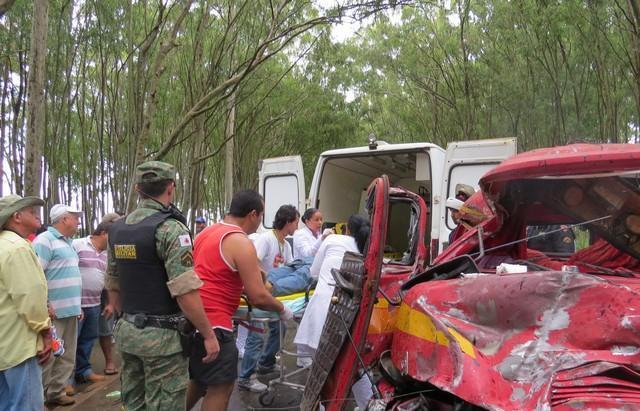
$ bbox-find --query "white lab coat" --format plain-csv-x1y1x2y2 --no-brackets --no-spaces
292,225,323,259
294,234,358,351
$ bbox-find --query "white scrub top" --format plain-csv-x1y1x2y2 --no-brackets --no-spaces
292,225,323,259
293,234,358,350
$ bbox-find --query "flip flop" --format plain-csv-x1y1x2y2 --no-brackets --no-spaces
104,367,119,375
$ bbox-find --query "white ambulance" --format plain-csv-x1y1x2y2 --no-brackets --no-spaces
259,137,516,262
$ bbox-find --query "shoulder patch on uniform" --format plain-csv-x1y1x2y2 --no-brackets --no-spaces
178,234,192,247
180,250,194,266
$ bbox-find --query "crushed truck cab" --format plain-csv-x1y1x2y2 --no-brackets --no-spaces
308,143,640,411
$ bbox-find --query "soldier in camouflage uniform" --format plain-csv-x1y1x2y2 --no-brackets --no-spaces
105,161,219,411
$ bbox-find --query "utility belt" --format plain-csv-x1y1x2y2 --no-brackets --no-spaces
121,312,195,357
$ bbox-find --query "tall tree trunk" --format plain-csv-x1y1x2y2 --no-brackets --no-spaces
125,0,193,212
0,61,8,196
626,0,640,138
24,0,49,196
224,91,236,206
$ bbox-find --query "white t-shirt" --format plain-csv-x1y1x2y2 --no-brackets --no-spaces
252,230,293,273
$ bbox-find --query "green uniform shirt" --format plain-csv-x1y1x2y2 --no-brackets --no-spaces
106,199,202,356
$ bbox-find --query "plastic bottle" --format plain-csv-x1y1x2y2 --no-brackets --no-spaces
51,324,65,357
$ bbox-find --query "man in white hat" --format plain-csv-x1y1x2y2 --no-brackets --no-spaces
446,196,465,245
33,204,83,406
0,194,52,411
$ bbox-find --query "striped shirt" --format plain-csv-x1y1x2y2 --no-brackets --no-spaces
33,227,82,318
72,236,107,307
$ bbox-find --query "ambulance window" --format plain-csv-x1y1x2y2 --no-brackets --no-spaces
263,174,299,229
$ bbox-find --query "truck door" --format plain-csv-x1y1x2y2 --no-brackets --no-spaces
258,155,305,230
438,138,517,253
300,175,390,411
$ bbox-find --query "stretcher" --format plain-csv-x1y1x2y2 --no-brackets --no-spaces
234,290,313,322
233,289,314,406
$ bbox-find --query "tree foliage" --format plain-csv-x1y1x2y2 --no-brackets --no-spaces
333,0,640,151
1,0,639,230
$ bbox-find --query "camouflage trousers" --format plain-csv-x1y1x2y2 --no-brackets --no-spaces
120,351,188,411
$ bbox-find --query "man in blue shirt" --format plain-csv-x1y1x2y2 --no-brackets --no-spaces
33,204,83,406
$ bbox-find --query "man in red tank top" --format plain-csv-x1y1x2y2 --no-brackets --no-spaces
187,190,293,411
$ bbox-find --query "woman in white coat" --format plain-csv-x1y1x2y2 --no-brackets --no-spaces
294,214,373,409
292,208,331,259
294,214,370,355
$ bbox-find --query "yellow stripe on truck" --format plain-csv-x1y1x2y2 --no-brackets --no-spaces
394,303,476,359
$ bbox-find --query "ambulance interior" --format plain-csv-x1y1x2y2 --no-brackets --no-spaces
315,151,431,264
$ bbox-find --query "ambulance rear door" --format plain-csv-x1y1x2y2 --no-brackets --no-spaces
258,156,305,230
438,138,517,253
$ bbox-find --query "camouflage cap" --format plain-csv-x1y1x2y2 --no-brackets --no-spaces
101,212,122,224
0,194,45,229
135,161,176,184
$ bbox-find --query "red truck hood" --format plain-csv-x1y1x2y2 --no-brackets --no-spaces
394,270,640,409
481,143,640,188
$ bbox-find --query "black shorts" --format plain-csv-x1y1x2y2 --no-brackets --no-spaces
189,328,238,386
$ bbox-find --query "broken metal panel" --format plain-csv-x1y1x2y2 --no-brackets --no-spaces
360,186,430,366
551,362,640,409
300,251,365,410
393,271,640,409
356,144,640,410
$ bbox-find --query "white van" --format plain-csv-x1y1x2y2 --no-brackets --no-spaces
259,138,516,262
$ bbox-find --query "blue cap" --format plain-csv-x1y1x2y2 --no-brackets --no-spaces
195,216,206,224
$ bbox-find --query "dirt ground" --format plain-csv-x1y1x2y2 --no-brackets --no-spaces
50,323,310,411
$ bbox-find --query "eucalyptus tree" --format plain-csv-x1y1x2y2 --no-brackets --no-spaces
329,0,639,150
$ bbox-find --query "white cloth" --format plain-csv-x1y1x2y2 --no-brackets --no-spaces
236,324,248,358
294,234,358,350
292,225,322,259
352,374,374,409
252,230,293,273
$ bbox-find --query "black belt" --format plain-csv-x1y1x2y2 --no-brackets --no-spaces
122,312,183,330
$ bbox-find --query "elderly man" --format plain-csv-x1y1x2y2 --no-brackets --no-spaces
33,204,83,406
0,195,52,411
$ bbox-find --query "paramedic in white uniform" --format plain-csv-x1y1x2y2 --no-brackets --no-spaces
293,208,332,259
294,214,372,408
294,214,369,354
